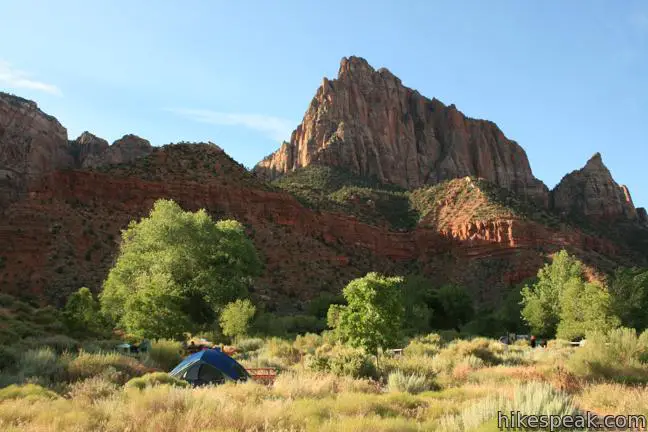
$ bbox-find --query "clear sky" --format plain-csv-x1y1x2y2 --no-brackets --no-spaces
1,1,646,206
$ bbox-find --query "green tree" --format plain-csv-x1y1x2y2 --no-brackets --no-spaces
521,250,583,337
609,268,648,331
100,199,261,339
401,275,435,335
429,284,474,331
220,299,256,340
328,273,404,361
557,279,620,340
63,287,108,337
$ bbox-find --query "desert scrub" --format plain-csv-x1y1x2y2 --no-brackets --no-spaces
236,337,264,353
144,339,183,371
273,371,379,399
67,377,119,403
387,371,435,394
0,384,59,402
18,347,65,385
403,333,442,357
125,372,188,390
568,327,648,383
66,351,151,384
438,381,576,431
305,345,376,378
577,383,648,416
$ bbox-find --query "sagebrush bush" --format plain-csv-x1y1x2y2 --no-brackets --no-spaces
125,372,189,390
66,351,150,384
293,333,324,355
145,339,183,371
28,334,81,354
387,371,434,394
328,347,376,378
67,376,119,402
568,327,648,383
263,338,301,366
403,333,442,357
19,347,65,384
0,384,59,402
236,337,264,353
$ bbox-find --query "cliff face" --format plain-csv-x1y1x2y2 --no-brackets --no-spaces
69,132,109,167
552,153,637,220
254,56,549,207
1,91,153,211
81,134,152,168
0,93,73,209
0,145,625,307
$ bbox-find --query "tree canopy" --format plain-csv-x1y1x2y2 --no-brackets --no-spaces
100,199,261,339
328,272,404,356
220,299,256,340
521,250,619,339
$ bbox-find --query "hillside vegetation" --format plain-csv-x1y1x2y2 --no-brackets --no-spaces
273,167,562,231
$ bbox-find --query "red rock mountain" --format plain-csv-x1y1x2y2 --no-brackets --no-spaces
1,59,646,309
552,152,638,220
0,92,152,210
254,56,549,207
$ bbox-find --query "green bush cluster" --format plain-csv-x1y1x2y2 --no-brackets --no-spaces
125,372,189,390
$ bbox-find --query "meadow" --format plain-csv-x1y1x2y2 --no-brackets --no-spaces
1,328,647,432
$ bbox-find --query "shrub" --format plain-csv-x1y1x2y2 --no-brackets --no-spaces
403,333,442,357
328,347,376,379
145,339,184,371
0,346,18,371
264,338,300,365
236,337,264,353
30,334,81,354
66,351,150,384
125,372,189,390
19,347,64,383
305,353,331,373
568,327,648,383
0,384,59,401
387,371,434,394
294,333,324,355
67,376,119,402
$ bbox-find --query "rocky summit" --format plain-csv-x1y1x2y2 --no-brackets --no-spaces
0,57,647,310
254,56,550,207
552,152,638,220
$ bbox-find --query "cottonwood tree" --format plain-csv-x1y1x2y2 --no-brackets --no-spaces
328,272,404,366
100,199,260,339
220,299,256,340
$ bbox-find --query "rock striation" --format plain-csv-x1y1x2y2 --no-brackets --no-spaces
0,92,73,209
551,153,637,220
1,91,153,210
254,56,549,207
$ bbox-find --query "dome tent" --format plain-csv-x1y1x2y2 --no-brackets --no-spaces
169,349,249,386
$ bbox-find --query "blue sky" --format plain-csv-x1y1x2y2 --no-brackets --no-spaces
1,1,647,206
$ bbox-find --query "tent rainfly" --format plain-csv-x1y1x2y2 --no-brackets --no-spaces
169,349,250,386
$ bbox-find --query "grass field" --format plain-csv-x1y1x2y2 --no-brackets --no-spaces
1,328,647,431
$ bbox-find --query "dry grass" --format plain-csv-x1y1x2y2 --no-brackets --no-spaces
0,333,644,431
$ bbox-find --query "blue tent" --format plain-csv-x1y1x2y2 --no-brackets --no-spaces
169,349,249,386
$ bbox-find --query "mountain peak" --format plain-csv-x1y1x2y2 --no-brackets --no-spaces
552,153,636,220
254,56,549,207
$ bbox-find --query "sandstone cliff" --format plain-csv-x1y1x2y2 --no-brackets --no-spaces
81,134,152,168
69,132,109,167
0,144,628,308
254,56,549,207
0,92,73,209
1,91,153,211
551,153,637,220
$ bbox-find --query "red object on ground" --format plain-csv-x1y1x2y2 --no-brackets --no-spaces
246,368,277,384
